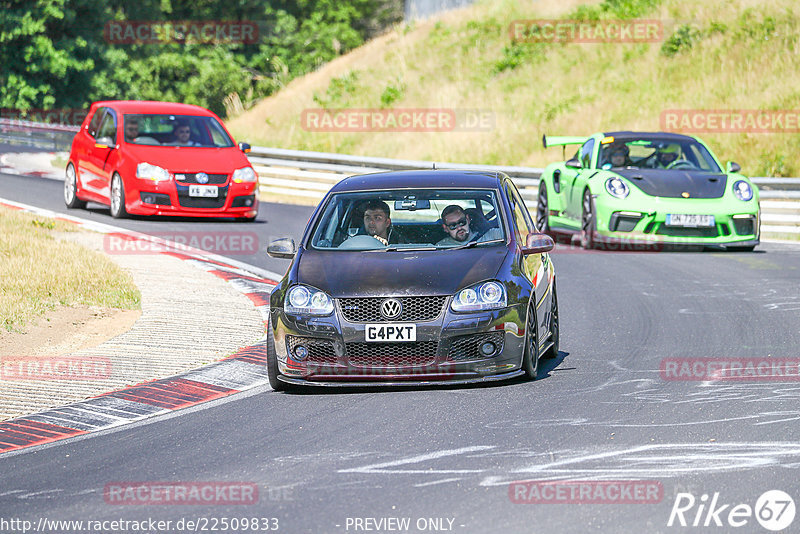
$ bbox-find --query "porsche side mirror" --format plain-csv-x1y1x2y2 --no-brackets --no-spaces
727,161,741,173
521,232,555,255
565,158,581,169
239,142,251,153
267,238,296,259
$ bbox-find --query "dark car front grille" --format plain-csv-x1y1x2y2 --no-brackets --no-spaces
447,332,504,362
338,296,447,323
346,341,438,368
175,173,228,185
286,336,338,365
176,185,228,208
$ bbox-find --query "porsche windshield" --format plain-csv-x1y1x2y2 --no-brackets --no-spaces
310,189,507,251
123,114,234,147
598,137,722,172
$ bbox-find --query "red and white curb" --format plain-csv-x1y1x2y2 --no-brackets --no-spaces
0,198,282,455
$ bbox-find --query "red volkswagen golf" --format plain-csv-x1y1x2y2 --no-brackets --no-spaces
65,100,259,221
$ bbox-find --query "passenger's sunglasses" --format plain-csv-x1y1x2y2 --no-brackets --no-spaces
445,218,468,230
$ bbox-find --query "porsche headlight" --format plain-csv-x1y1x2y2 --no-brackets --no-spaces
136,162,171,182
285,285,334,316
605,177,629,199
733,180,754,201
451,281,507,312
232,166,257,183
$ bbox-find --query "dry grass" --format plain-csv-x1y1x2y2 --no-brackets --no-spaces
0,207,141,332
228,0,800,176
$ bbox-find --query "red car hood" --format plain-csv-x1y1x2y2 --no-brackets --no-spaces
124,145,250,174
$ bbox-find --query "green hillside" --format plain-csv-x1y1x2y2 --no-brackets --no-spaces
228,0,800,176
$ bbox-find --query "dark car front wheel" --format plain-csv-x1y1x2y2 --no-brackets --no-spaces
110,174,128,219
266,320,287,391
542,280,559,359
522,303,540,380
64,164,86,209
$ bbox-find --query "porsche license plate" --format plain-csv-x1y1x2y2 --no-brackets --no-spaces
665,214,715,227
365,324,416,342
189,185,218,198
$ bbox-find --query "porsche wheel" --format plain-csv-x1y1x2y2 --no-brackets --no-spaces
580,189,596,250
110,174,128,219
521,302,540,380
536,183,551,234
64,164,87,209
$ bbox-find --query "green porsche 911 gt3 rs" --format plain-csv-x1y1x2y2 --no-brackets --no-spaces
537,131,760,251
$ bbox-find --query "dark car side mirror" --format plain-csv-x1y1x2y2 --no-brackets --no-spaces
267,238,296,259
239,142,251,153
565,158,581,169
521,232,555,255
727,161,741,173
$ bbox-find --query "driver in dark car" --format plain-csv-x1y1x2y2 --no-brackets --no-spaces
437,205,502,246
360,199,407,245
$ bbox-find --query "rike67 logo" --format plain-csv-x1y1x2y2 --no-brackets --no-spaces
668,490,795,531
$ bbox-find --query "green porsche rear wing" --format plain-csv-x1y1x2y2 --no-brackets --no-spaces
542,135,589,148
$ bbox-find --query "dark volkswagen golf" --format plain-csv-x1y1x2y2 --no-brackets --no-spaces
266,170,559,389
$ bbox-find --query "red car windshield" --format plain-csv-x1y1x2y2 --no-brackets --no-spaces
122,114,234,148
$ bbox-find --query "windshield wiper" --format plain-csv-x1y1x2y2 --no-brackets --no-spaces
449,238,504,251
377,245,438,252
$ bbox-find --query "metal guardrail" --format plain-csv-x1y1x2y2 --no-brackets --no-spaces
249,146,800,236
0,118,79,151
0,120,796,236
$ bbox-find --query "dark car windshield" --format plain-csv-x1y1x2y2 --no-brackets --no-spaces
598,137,722,172
122,114,234,147
310,189,506,251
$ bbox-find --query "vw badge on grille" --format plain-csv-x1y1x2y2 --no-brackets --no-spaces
196,172,209,184
380,298,402,320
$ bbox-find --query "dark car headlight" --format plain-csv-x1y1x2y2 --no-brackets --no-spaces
605,177,629,199
451,281,507,312
285,285,334,316
733,180,754,201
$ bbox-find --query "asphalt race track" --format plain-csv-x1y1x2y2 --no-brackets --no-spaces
2,163,800,533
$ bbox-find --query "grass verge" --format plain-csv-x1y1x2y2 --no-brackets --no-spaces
0,206,141,332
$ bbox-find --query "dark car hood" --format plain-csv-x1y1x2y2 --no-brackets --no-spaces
615,169,728,199
296,246,510,298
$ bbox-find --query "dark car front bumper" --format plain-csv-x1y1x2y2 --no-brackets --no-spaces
272,299,528,386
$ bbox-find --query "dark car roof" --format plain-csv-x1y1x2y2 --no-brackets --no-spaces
330,170,505,193
91,100,216,116
602,131,696,142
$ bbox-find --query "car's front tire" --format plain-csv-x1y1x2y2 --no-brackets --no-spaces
521,302,540,380
110,173,128,219
580,189,596,250
266,320,287,391
64,163,86,209
542,280,559,359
